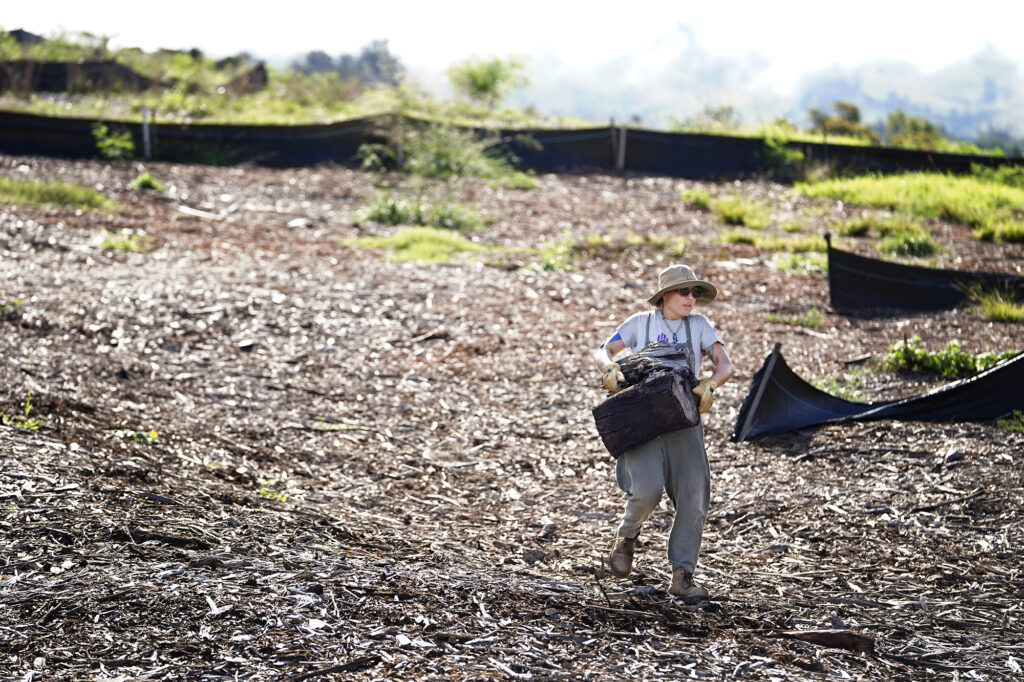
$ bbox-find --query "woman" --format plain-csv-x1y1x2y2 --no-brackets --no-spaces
594,264,734,599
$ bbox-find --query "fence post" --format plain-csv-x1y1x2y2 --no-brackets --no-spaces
609,118,617,171
142,105,151,159
616,126,627,171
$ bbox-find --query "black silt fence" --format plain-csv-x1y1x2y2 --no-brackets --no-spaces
0,110,1020,177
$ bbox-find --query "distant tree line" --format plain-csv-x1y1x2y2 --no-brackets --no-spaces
290,40,403,87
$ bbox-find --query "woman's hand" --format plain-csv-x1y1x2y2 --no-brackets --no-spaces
692,378,716,413
602,363,625,392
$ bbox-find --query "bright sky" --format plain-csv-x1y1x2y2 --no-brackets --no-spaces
5,0,1022,94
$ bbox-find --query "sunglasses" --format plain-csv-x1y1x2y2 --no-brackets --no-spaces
674,287,701,298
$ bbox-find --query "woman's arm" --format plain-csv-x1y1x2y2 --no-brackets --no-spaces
594,339,627,367
707,342,734,388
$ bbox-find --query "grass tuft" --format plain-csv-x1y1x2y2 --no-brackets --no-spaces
342,226,495,263
97,229,154,252
356,190,484,231
710,195,771,229
0,175,113,209
877,228,939,258
129,173,165,192
766,307,825,327
967,285,1024,323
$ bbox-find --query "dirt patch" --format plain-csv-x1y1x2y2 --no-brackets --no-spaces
1,154,1022,680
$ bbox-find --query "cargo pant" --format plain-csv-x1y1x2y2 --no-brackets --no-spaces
614,423,711,573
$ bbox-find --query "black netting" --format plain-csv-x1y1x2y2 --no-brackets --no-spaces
732,344,1024,441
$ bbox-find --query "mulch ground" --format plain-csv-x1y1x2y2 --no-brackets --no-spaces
1,153,1022,681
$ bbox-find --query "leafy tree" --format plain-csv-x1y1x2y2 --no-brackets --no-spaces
808,101,879,144
291,41,403,86
676,105,741,133
354,40,403,86
447,56,527,108
885,110,945,150
293,50,335,75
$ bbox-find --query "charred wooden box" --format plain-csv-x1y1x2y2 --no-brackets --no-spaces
592,370,700,458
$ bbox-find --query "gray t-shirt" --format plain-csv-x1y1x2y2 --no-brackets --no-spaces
603,310,723,375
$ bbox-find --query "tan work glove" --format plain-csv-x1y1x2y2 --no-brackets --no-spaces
692,378,716,414
602,363,625,393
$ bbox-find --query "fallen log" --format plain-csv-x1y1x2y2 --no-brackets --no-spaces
592,371,700,458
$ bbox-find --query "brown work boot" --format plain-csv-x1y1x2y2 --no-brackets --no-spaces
669,568,709,601
607,534,639,577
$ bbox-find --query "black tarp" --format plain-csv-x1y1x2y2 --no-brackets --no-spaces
827,236,1024,313
3,109,1023,176
732,343,1024,441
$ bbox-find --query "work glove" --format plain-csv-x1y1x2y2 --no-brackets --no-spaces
602,363,625,393
692,378,716,414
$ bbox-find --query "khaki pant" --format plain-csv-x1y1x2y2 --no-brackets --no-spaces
614,423,710,573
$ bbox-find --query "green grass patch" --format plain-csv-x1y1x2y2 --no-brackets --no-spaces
342,226,496,263
877,228,940,257
0,299,23,320
811,367,869,401
710,195,771,229
771,252,828,274
2,391,40,432
996,410,1024,432
973,219,1024,243
128,172,165,192
883,336,1018,380
680,188,712,210
118,429,160,444
355,190,484,231
96,229,154,252
0,175,113,209
836,212,925,238
495,171,539,189
967,286,1024,323
766,307,825,327
796,172,1024,241
722,230,826,252
258,479,287,502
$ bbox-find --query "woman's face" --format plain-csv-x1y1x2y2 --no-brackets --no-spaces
661,287,699,318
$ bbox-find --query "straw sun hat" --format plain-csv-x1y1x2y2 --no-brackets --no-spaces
646,264,718,307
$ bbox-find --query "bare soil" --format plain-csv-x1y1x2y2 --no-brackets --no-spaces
1,153,1022,680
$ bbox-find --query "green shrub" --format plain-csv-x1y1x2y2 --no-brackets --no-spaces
883,336,1018,380
710,195,771,229
356,191,418,225
92,123,135,160
762,137,805,181
128,172,164,192
0,176,113,209
356,190,484,230
402,123,516,181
